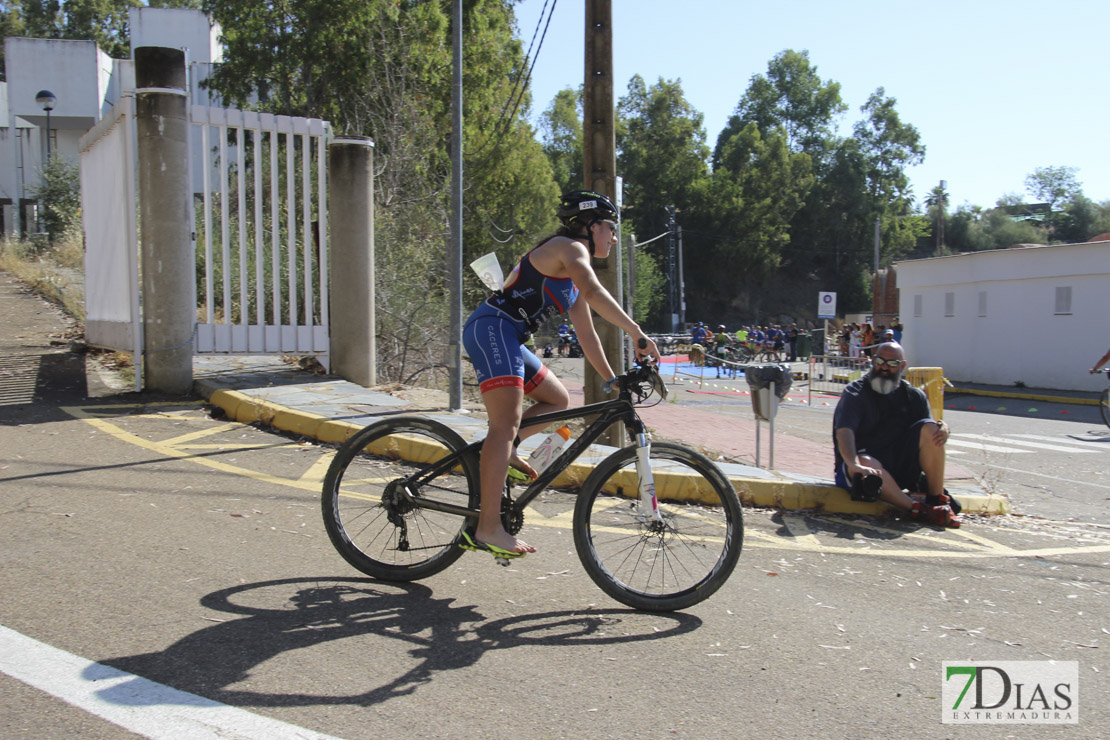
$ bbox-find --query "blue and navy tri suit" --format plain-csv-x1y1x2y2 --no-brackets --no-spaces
463,246,579,393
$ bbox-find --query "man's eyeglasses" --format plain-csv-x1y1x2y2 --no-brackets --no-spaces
872,357,902,369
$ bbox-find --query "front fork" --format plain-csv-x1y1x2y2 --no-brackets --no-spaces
633,431,663,522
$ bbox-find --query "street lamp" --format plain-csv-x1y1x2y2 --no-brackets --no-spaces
35,89,55,159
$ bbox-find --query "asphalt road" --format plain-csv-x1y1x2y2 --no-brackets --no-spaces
648,365,1110,525
2,285,1106,739
2,392,1108,739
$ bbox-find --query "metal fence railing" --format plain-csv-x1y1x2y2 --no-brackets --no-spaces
807,355,947,419
807,354,871,402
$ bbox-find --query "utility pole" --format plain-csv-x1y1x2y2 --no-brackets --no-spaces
873,216,881,271
447,0,464,410
677,223,685,327
935,179,947,257
582,0,622,446
664,205,676,330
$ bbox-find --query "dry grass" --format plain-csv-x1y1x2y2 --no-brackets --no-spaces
0,235,86,323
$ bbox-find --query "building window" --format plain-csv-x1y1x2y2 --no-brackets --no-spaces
1055,286,1072,315
978,291,987,317
944,292,955,317
913,294,923,318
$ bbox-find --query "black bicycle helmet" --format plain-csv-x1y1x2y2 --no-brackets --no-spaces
558,190,618,257
558,190,618,228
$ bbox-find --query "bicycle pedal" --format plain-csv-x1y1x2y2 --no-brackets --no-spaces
494,557,512,567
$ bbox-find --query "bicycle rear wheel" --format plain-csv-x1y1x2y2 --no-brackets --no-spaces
572,442,743,611
1100,388,1110,429
322,416,478,581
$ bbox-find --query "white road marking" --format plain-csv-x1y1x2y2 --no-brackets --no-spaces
946,439,1033,454
951,462,1110,490
953,433,1101,454
1013,433,1110,447
0,625,343,740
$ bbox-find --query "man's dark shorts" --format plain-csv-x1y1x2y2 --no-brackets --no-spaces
835,418,932,492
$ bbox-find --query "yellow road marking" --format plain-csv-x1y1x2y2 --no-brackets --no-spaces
59,402,1110,561
64,406,319,492
297,452,336,486
161,422,243,446
781,513,822,549
947,527,1018,553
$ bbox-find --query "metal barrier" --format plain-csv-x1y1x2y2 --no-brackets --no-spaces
807,355,947,419
807,355,871,401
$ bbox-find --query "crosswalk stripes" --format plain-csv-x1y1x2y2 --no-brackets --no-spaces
948,432,1110,456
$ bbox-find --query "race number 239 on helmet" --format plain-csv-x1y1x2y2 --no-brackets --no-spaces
557,190,619,256
558,190,618,227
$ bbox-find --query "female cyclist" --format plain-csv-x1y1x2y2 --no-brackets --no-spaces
461,191,660,556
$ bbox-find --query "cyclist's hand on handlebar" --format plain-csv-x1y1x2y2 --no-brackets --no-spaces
634,334,661,364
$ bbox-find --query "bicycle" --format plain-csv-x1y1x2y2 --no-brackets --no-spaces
321,356,743,612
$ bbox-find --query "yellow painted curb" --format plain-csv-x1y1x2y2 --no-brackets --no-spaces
727,475,1011,516
202,392,1011,516
948,387,1098,406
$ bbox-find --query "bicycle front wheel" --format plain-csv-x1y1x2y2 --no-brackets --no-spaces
322,416,478,581
1100,388,1110,429
573,442,743,611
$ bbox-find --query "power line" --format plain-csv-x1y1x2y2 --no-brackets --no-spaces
468,0,557,167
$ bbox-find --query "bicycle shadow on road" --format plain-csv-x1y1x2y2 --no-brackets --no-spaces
89,576,701,709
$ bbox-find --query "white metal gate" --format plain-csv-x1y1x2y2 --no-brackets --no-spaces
80,98,332,381
79,96,143,390
191,106,331,363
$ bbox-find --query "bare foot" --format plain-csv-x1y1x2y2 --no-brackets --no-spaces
508,451,538,480
475,527,537,554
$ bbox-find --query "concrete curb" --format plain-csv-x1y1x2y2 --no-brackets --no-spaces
202,388,1010,517
948,387,1099,406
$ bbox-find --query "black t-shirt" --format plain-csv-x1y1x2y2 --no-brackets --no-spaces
832,377,932,470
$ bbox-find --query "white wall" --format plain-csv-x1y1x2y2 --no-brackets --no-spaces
896,241,1110,392
129,7,222,64
2,9,225,233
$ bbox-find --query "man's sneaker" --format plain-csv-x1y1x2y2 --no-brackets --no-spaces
918,472,962,514
911,502,960,528
926,491,962,515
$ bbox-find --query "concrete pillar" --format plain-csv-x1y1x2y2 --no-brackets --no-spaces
327,137,376,386
135,47,194,394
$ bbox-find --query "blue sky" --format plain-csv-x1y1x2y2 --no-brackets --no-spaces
512,0,1110,211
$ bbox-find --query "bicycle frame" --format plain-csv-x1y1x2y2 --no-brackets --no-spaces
400,393,661,523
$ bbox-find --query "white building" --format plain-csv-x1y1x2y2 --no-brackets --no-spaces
1,7,221,236
895,240,1110,392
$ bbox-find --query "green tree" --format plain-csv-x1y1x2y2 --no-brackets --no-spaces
616,75,710,256
714,49,846,163
923,182,949,254
539,87,582,194
1024,165,1081,211
1052,194,1110,244
852,88,925,266
692,122,813,319
630,244,665,324
30,154,81,244
202,0,558,381
717,49,851,294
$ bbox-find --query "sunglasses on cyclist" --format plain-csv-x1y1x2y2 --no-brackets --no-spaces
598,220,618,231
872,357,903,369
